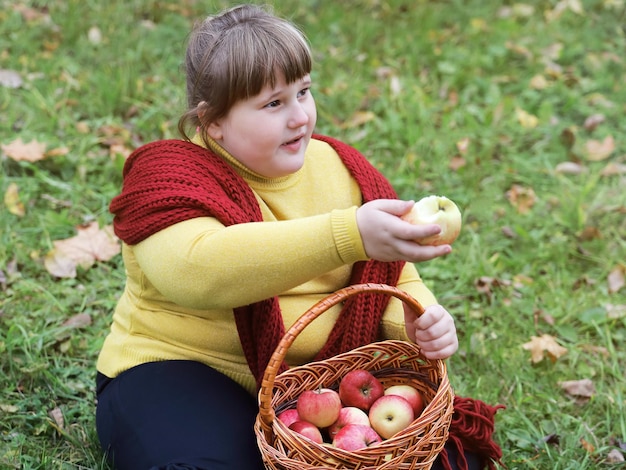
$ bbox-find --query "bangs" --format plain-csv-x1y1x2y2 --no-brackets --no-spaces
220,20,312,102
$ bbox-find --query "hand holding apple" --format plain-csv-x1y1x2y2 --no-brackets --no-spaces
401,195,462,246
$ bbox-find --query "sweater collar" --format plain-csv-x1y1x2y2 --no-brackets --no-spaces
191,134,303,189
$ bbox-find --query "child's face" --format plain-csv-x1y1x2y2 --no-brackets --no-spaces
208,73,316,178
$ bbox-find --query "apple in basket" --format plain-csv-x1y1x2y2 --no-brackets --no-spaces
277,408,300,428
327,406,371,439
368,394,415,439
289,420,324,444
338,369,384,411
332,424,382,451
384,384,425,417
296,388,342,428
401,195,462,246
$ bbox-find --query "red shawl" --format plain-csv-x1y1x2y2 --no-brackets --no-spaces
110,135,504,470
110,135,404,385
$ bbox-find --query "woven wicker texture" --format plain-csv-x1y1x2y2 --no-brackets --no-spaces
255,283,454,469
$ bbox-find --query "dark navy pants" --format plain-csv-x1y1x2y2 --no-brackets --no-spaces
96,360,481,470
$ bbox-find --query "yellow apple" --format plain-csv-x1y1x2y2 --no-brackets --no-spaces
401,195,462,246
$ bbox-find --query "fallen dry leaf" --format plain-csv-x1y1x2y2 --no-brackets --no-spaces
583,113,605,131
606,448,625,463
515,107,539,128
522,334,568,363
584,135,615,161
4,182,25,217
340,111,376,129
1,138,47,162
605,303,626,319
62,312,92,329
506,184,537,214
600,162,626,177
0,69,23,88
608,264,625,294
559,378,595,398
44,222,120,278
48,406,65,432
580,437,595,454
555,161,588,175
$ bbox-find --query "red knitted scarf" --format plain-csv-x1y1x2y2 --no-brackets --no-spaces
110,135,404,386
110,136,504,470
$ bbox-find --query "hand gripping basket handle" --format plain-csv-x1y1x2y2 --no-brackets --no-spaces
258,282,426,432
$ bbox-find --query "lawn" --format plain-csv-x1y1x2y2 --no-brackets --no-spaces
1,0,625,469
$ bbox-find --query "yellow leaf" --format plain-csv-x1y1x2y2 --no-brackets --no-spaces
340,111,376,129
515,108,539,129
584,135,615,161
1,138,47,162
522,334,568,363
4,183,25,217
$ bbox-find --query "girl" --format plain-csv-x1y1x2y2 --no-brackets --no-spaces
96,4,500,470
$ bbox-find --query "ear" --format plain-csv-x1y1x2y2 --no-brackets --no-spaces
206,121,223,141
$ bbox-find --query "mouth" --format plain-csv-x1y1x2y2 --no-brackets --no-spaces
283,135,304,146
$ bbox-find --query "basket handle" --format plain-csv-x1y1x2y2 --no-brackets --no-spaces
258,282,425,432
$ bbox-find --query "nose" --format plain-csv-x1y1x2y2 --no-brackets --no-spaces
289,101,310,128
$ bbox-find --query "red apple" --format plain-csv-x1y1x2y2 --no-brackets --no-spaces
338,369,384,411
401,195,462,246
327,406,371,439
289,420,324,444
296,388,342,428
384,384,425,417
332,424,382,451
368,394,415,439
277,408,300,428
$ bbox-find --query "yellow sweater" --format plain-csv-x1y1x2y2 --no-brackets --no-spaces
97,138,438,395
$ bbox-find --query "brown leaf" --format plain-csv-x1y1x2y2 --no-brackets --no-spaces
0,69,23,89
606,448,625,463
580,438,595,454
600,162,626,177
62,313,92,329
44,222,120,278
583,113,605,131
584,135,615,161
448,155,466,171
1,138,47,162
522,334,568,363
605,303,626,319
555,161,588,175
4,183,25,217
48,406,64,432
608,264,625,294
506,184,536,214
559,378,595,398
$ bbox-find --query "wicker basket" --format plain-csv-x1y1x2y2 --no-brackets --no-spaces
255,283,454,469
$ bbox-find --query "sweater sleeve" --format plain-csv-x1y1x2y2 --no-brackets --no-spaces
379,262,439,342
132,207,367,310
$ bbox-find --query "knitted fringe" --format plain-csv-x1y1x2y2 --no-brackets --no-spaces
438,397,506,470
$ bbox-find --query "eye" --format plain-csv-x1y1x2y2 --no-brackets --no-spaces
297,87,310,99
264,100,281,108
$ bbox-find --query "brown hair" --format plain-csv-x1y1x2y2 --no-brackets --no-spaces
178,4,312,145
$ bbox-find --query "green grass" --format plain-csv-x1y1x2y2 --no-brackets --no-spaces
1,0,625,468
